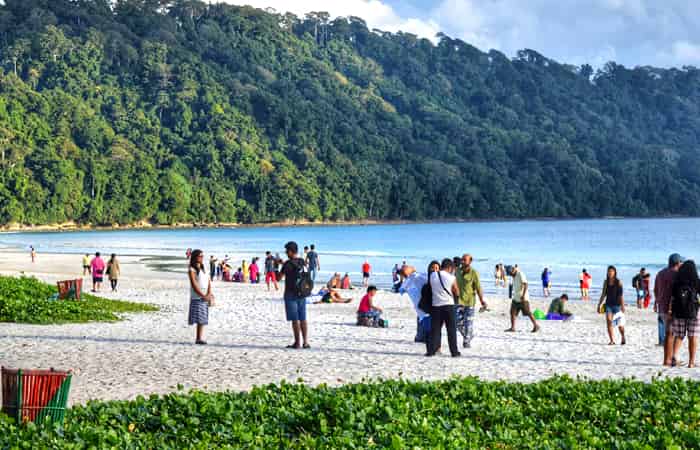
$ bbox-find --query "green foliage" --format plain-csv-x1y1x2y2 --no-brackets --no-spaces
1,376,699,448
0,275,157,324
1,1,700,225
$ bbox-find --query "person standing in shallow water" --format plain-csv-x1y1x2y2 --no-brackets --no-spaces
188,249,214,345
597,265,626,345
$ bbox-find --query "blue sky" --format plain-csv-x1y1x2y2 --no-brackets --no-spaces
223,1,700,68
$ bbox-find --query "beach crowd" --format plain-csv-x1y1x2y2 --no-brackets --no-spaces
41,241,699,368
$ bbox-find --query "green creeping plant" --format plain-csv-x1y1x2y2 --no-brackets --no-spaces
0,275,157,324
1,376,699,448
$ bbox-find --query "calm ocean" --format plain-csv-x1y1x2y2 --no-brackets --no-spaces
2,218,698,299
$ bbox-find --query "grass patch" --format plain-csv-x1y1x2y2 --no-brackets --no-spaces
0,376,698,448
0,275,157,324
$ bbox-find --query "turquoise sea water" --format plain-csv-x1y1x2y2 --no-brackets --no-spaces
1,218,698,298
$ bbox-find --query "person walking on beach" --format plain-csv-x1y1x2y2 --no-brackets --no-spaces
82,253,91,276
306,244,320,282
670,260,700,368
362,260,371,287
506,265,540,333
209,255,217,281
30,246,36,263
597,266,626,345
106,254,120,292
188,249,214,345
279,241,310,349
264,251,279,291
399,264,430,343
90,252,105,292
655,253,683,366
456,254,487,348
541,268,552,297
427,258,460,357
580,269,592,301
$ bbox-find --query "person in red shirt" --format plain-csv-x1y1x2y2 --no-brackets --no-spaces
357,285,383,326
362,260,371,287
579,268,592,301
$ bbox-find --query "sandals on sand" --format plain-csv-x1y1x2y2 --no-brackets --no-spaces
504,328,515,333
286,344,300,349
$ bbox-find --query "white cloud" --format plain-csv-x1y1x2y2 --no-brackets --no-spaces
218,1,700,68
220,0,441,40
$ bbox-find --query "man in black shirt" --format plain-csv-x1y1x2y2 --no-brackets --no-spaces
279,241,310,349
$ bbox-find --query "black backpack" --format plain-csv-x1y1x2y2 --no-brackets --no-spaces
631,274,640,288
292,259,313,298
672,283,699,319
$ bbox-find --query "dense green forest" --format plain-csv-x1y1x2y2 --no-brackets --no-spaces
0,0,699,225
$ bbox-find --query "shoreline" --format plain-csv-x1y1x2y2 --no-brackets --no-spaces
0,214,695,234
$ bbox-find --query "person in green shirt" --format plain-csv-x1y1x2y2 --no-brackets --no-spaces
547,294,572,318
456,254,488,348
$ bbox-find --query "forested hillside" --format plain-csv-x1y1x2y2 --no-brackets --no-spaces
1,0,700,226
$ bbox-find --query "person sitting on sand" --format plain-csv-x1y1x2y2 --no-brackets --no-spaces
233,267,243,282
312,287,352,304
547,294,572,320
357,285,384,326
327,272,342,289
341,273,353,290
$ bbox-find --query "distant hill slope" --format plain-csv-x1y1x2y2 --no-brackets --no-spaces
1,0,699,226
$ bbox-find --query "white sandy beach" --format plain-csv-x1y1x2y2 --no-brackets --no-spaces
1,251,698,405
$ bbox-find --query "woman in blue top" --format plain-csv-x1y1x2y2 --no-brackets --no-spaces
541,268,552,298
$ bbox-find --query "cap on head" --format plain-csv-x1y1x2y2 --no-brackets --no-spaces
669,253,684,266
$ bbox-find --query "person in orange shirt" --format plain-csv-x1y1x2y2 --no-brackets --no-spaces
362,260,371,287
579,268,592,301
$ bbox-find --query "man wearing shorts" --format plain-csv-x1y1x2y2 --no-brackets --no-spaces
279,241,310,349
90,252,105,293
264,251,279,291
506,265,540,333
362,260,371,287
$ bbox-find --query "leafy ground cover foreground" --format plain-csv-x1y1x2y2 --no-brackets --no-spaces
0,276,157,324
1,376,698,448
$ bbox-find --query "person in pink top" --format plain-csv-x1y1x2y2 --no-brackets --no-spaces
249,258,260,284
90,252,106,292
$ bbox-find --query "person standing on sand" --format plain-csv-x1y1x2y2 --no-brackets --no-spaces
580,268,592,301
669,260,700,368
188,249,214,345
209,255,217,281
30,246,36,263
264,251,279,291
541,268,552,298
362,260,371,287
456,254,488,348
242,259,249,283
597,266,626,345
655,253,683,366
399,264,430,343
506,265,540,333
306,244,320,282
106,254,120,292
279,241,310,349
427,258,460,357
90,252,106,292
82,253,91,276
249,258,259,284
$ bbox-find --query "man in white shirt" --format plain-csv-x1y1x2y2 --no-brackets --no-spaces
505,265,540,333
427,258,461,357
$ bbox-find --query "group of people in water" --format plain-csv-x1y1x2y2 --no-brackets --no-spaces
183,244,699,367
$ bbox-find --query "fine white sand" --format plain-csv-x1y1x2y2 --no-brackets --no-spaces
1,251,698,405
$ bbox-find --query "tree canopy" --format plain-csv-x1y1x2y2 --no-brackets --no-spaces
1,0,699,226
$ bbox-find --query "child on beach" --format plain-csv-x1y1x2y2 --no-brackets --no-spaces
82,254,91,275
188,249,214,345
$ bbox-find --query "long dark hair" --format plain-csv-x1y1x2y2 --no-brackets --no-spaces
189,249,204,273
427,260,440,275
676,260,700,289
606,265,619,284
